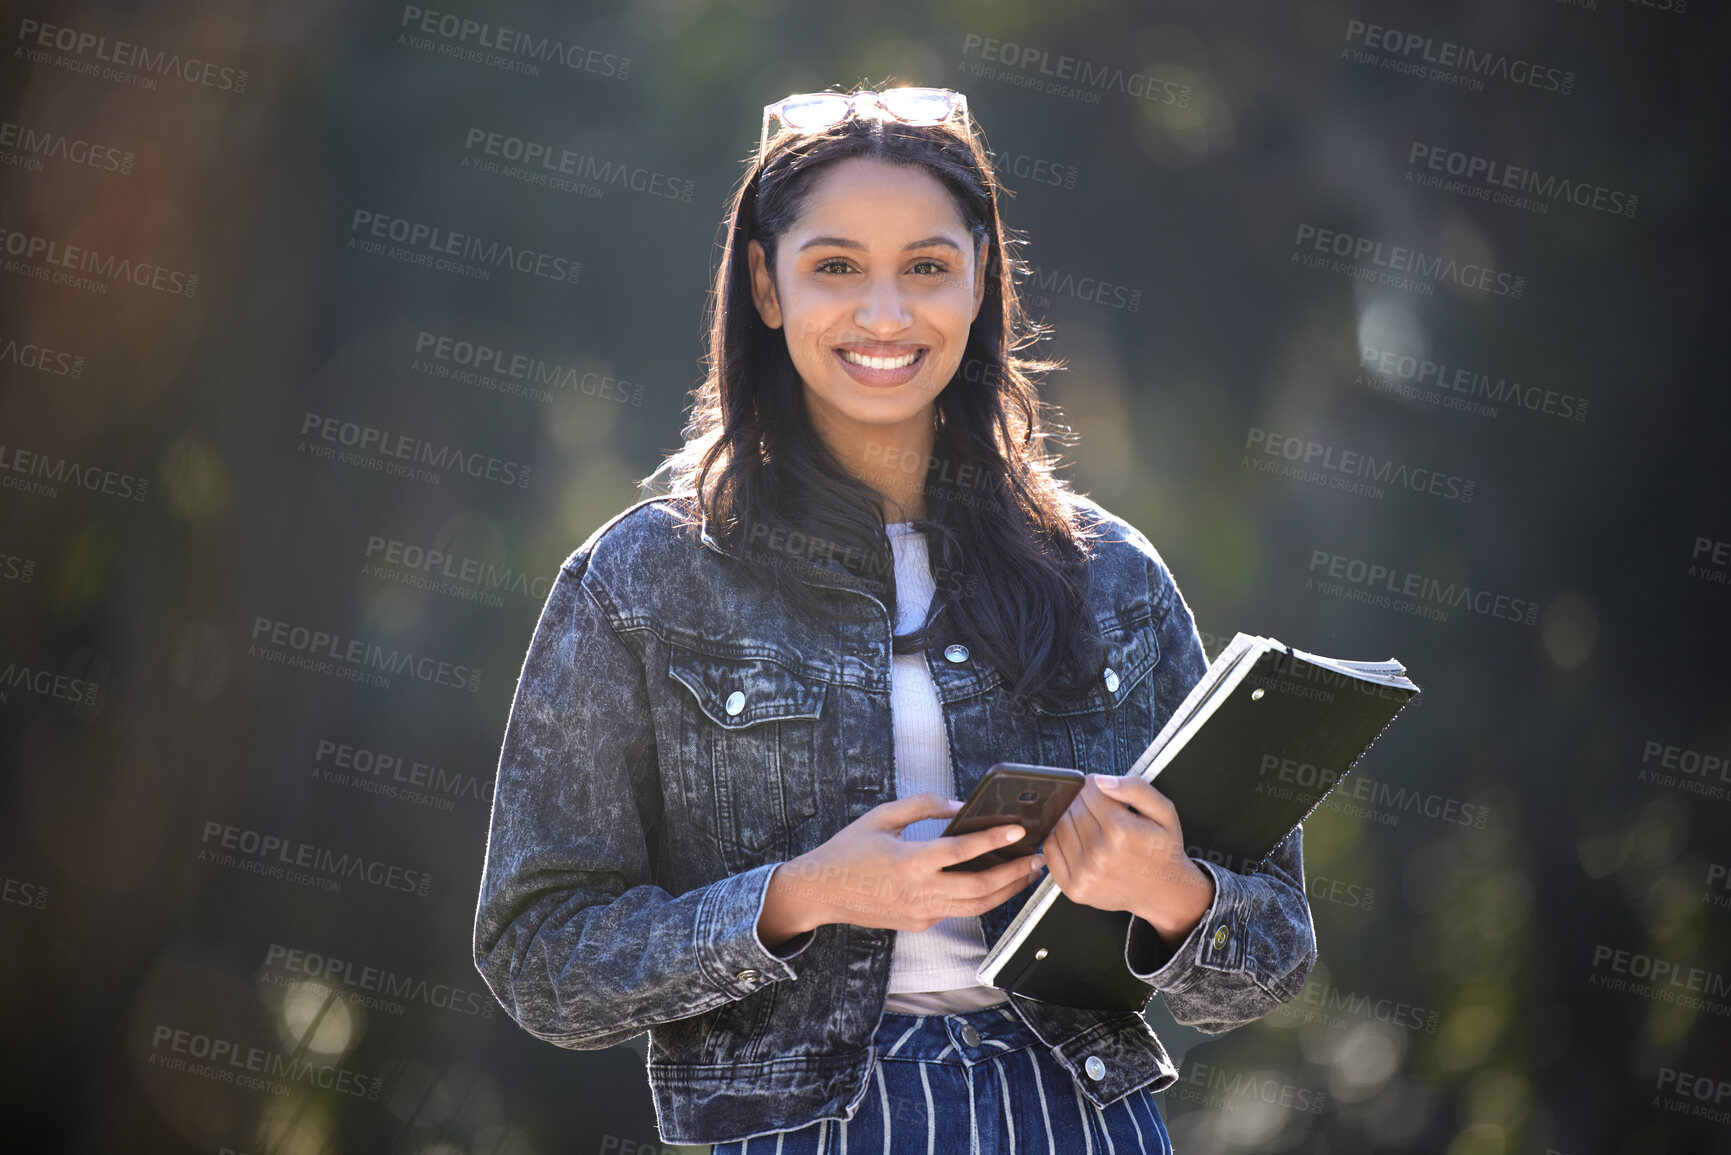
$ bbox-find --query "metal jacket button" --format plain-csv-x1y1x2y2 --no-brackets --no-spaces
944,644,969,663
1084,1055,1106,1081
1103,666,1119,693
725,690,745,716
1212,924,1229,951
735,968,760,983
960,1024,981,1047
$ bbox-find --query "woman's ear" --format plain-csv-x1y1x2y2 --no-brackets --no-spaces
747,238,783,330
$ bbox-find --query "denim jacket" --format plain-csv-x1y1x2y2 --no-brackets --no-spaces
471,493,1318,1145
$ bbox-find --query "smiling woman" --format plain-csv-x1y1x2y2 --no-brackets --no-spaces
471,81,1319,1154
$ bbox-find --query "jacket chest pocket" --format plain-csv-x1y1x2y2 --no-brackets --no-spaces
1025,608,1162,773
667,643,828,872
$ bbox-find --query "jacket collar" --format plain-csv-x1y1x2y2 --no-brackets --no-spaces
693,500,882,596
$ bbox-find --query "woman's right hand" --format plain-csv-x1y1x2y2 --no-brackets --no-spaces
757,792,1045,947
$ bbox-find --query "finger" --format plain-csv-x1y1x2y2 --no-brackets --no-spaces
1094,774,1179,827
873,792,961,830
942,859,1045,919
979,868,1043,910
1069,779,1118,848
1047,807,1081,878
1040,827,1072,891
1038,800,1080,872
963,851,1041,896
940,820,1029,866
1091,775,1191,867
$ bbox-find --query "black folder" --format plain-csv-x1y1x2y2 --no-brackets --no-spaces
977,633,1421,1012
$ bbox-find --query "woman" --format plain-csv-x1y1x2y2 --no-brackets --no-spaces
472,85,1318,1152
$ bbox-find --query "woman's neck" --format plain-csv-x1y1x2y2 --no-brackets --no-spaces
808,402,934,521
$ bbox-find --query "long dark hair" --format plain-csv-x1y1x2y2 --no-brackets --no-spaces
642,82,1111,714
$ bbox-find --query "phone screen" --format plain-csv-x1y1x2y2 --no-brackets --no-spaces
938,763,1086,872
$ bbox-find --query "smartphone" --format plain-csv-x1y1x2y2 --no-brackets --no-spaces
938,763,1086,872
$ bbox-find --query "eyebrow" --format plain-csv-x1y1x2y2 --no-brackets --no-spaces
797,235,963,254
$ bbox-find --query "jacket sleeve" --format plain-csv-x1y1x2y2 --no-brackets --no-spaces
1123,825,1317,1032
1117,548,1319,1032
472,552,815,1050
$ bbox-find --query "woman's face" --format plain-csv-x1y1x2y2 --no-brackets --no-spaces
747,156,987,463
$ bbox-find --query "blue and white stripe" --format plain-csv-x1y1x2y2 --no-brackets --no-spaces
709,1004,1172,1154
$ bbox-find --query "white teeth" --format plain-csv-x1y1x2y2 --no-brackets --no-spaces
839,348,920,370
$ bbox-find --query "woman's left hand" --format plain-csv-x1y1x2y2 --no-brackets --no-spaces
1040,773,1216,948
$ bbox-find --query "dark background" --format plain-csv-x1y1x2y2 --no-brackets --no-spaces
2,1,1728,1152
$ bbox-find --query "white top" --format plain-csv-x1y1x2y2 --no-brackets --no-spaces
881,520,1010,1015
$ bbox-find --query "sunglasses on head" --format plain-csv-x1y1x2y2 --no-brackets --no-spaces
759,87,970,163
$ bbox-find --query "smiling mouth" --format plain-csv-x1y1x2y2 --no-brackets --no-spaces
835,347,926,370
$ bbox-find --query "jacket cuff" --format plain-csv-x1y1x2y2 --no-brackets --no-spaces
696,861,815,999
1124,857,1249,989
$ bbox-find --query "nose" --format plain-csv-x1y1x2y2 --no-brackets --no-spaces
852,270,911,334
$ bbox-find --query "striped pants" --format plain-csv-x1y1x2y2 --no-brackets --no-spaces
710,1002,1173,1154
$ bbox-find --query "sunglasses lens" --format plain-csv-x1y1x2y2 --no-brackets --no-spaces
878,88,958,124
777,93,851,131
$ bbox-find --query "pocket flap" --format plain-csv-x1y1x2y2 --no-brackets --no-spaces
1028,604,1162,716
667,644,829,728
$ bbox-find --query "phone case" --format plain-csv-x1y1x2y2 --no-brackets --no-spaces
940,763,1085,872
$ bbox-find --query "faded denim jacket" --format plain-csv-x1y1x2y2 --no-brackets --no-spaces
471,493,1318,1145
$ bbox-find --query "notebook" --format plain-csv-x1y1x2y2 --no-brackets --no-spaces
976,633,1421,1011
